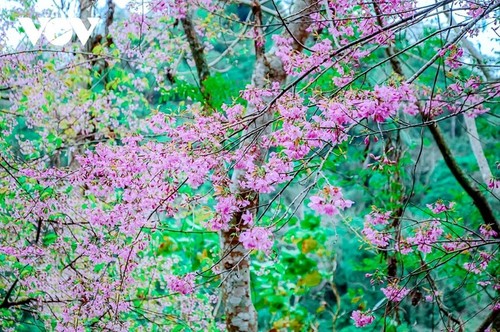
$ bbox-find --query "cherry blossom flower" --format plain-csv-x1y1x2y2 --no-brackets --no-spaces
0,1,497,330
365,210,392,226
362,209,392,248
239,227,273,252
479,225,498,239
241,211,254,226
166,273,195,295
464,252,492,274
351,310,375,327
424,291,439,302
442,240,467,252
488,178,499,190
395,240,413,255
464,262,481,274
427,200,455,214
362,226,392,248
308,186,353,216
381,284,410,302
406,220,443,254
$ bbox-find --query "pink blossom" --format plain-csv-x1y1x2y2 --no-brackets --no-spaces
365,210,392,226
463,262,481,274
442,240,467,252
363,209,393,248
427,201,455,214
464,251,493,274
2,2,498,329
442,242,457,252
240,152,293,193
407,220,443,254
213,195,239,228
480,252,493,270
166,273,195,295
351,310,375,327
479,225,498,239
308,186,353,216
239,227,273,252
488,178,499,190
425,290,440,303
395,240,413,255
439,45,464,69
448,82,463,94
309,196,338,216
381,285,410,302
362,226,392,248
242,211,254,226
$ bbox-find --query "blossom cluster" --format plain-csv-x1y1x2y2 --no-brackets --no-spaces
405,220,443,254
381,284,410,302
166,273,196,295
308,186,354,217
362,209,392,248
239,227,274,252
0,0,497,330
351,310,375,327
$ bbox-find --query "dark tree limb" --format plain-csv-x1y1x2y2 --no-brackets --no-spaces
427,122,499,235
0,279,35,309
476,309,500,332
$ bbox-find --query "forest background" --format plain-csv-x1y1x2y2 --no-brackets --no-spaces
0,0,499,331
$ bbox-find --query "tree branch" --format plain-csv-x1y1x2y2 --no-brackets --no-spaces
475,308,499,332
427,122,499,234
374,1,499,235
0,279,35,309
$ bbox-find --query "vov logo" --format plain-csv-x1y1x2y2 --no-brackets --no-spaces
19,17,101,47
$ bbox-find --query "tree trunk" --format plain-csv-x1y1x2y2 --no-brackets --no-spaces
220,0,318,329
179,1,317,328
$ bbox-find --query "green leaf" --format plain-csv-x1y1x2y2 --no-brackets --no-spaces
42,233,57,246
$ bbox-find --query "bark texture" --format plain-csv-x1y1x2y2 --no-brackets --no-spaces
181,17,210,86
463,115,496,193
